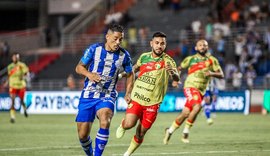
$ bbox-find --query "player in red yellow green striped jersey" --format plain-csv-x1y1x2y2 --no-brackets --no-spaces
116,32,180,156
163,39,224,144
7,53,29,123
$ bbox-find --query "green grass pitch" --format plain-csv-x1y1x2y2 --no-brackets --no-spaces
0,112,270,156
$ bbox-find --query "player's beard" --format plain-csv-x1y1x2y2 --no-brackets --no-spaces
153,48,164,57
197,49,207,56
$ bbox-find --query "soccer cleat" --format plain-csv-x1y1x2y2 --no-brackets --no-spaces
116,125,125,139
123,151,130,156
181,133,189,143
10,118,15,123
163,128,172,145
207,118,213,125
24,110,28,118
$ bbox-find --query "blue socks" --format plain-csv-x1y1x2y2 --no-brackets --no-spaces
80,136,93,156
95,128,109,156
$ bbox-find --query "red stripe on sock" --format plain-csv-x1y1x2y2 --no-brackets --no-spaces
133,135,143,144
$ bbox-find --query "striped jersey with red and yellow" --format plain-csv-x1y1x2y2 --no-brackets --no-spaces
131,52,177,106
181,53,221,95
7,61,29,89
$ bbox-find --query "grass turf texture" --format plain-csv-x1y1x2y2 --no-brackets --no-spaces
0,112,270,156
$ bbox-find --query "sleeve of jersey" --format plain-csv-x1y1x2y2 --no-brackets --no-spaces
166,55,177,69
123,53,133,74
211,57,222,71
180,56,191,69
80,45,94,65
22,63,29,74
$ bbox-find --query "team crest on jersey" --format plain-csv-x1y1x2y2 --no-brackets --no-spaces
155,63,161,69
128,103,133,109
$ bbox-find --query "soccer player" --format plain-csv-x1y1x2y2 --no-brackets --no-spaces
7,53,29,123
203,78,219,125
115,32,180,156
163,40,224,144
75,24,134,156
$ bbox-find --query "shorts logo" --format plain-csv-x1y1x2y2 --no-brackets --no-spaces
193,95,198,100
146,108,155,112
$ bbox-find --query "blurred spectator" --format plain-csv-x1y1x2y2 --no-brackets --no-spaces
157,0,169,10
138,25,149,47
225,61,237,83
263,27,270,53
104,11,123,25
191,20,202,39
234,35,246,63
128,25,138,54
64,74,76,91
260,1,269,21
245,65,256,90
205,18,213,41
216,36,226,57
2,41,10,57
232,68,243,90
43,25,52,47
178,39,189,60
171,0,181,12
238,46,249,73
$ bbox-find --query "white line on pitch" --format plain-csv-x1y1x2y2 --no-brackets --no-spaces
112,149,270,155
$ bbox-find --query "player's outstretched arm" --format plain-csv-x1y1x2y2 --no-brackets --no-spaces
205,69,224,79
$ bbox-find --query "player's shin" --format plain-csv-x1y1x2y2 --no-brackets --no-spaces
168,119,181,133
79,136,93,156
182,120,193,143
124,135,143,156
10,109,16,123
95,128,109,156
163,120,181,144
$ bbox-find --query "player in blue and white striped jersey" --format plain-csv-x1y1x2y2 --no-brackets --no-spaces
203,78,219,125
75,24,134,156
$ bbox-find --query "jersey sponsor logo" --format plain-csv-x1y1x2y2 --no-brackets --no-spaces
136,85,154,92
137,75,156,85
134,92,151,102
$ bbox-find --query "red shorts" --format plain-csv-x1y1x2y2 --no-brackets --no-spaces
9,87,26,100
126,100,160,129
183,87,203,111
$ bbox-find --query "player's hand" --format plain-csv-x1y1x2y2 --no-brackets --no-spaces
165,63,176,76
124,94,132,104
88,72,101,83
204,71,213,77
172,81,181,88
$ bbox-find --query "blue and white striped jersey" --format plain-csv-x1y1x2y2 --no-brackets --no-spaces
80,43,132,100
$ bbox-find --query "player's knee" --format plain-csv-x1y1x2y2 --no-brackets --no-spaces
122,121,136,129
99,118,111,128
78,131,88,140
